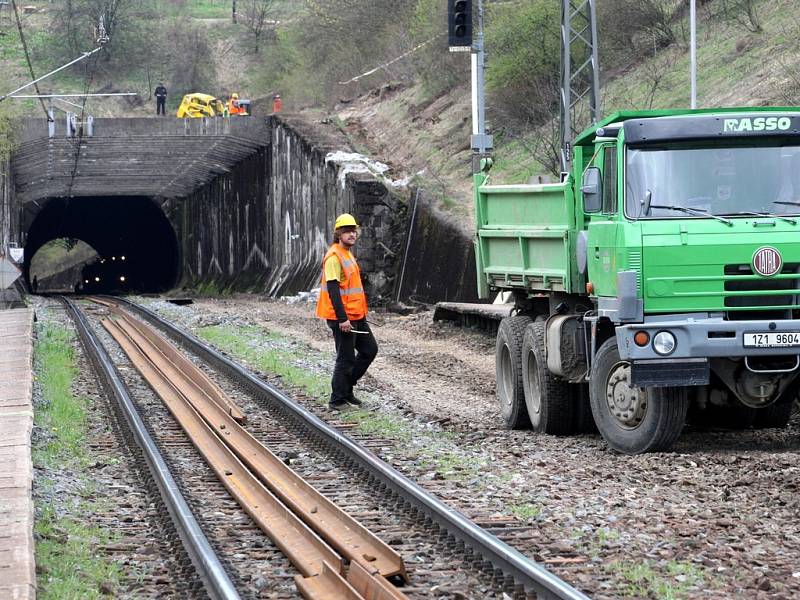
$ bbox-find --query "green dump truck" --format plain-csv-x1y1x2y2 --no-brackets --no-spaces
476,108,800,454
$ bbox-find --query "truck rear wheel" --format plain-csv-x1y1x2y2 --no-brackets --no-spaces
521,322,574,434
496,315,533,429
590,337,689,454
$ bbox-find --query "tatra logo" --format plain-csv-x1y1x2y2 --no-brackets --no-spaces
752,247,782,277
723,117,792,133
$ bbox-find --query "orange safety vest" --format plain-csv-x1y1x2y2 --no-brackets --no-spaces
316,244,368,321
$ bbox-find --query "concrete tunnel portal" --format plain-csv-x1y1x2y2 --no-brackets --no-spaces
6,115,474,303
25,196,179,294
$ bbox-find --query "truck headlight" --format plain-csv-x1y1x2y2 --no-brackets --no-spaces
652,331,676,355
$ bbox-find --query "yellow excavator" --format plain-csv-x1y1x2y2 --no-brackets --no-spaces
176,93,226,118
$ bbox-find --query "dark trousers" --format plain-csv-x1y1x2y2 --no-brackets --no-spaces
156,98,166,115
327,319,378,404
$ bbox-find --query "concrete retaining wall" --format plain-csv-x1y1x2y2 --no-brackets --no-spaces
394,192,478,305
174,116,403,300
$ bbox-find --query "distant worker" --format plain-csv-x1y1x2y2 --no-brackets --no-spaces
315,213,378,411
154,82,167,116
227,93,243,116
272,94,282,113
31,275,38,293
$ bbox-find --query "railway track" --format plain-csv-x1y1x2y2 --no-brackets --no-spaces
64,295,590,600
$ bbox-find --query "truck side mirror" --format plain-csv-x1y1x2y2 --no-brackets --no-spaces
582,167,602,213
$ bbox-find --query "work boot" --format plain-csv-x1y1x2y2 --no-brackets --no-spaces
346,392,362,406
328,400,354,412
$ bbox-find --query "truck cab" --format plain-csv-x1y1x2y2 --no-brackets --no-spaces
476,108,800,453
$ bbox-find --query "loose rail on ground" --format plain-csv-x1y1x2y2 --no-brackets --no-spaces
112,296,590,600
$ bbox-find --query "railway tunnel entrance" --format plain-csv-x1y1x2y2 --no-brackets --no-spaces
25,196,178,294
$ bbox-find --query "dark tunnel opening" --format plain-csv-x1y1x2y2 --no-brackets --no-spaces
24,196,179,294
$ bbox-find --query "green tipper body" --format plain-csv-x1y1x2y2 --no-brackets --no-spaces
474,176,580,297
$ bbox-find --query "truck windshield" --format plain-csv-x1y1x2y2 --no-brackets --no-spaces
625,140,800,219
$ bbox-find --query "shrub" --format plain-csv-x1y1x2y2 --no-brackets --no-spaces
484,0,560,130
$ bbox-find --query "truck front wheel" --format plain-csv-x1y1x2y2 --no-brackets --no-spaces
521,322,573,434
496,315,533,429
590,337,689,454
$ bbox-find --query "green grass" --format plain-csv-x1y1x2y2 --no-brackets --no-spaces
33,322,122,598
572,526,622,559
509,502,542,521
419,446,484,481
607,559,706,599
185,0,231,19
341,409,414,442
196,323,436,445
35,505,122,600
194,279,235,297
33,325,88,466
196,324,331,402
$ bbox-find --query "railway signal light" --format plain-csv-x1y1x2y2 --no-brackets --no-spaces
448,0,472,51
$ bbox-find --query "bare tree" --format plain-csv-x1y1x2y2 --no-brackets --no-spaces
642,52,678,109
243,0,276,53
717,0,762,33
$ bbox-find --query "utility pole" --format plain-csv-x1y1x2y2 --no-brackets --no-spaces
559,0,601,173
690,0,697,109
470,0,492,162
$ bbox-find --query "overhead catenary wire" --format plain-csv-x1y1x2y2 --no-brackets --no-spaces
338,35,439,86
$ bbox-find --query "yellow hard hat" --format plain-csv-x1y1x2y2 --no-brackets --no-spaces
231,93,239,99
334,213,358,229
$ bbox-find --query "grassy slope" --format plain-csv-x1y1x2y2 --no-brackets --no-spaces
495,0,800,183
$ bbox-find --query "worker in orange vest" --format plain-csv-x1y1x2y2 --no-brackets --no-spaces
272,94,282,113
316,213,377,410
227,93,243,115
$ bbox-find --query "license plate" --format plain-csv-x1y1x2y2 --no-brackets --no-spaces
743,332,800,348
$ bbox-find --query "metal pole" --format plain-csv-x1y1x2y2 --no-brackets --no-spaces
471,0,492,159
559,1,571,172
588,0,602,121
690,0,697,109
10,93,138,99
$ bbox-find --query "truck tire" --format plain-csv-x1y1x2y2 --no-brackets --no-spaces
496,315,533,429
521,322,574,435
590,337,689,454
753,400,794,429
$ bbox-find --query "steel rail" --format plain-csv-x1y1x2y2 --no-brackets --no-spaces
107,308,407,583
96,300,246,424
101,316,348,587
61,297,242,600
117,297,591,600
